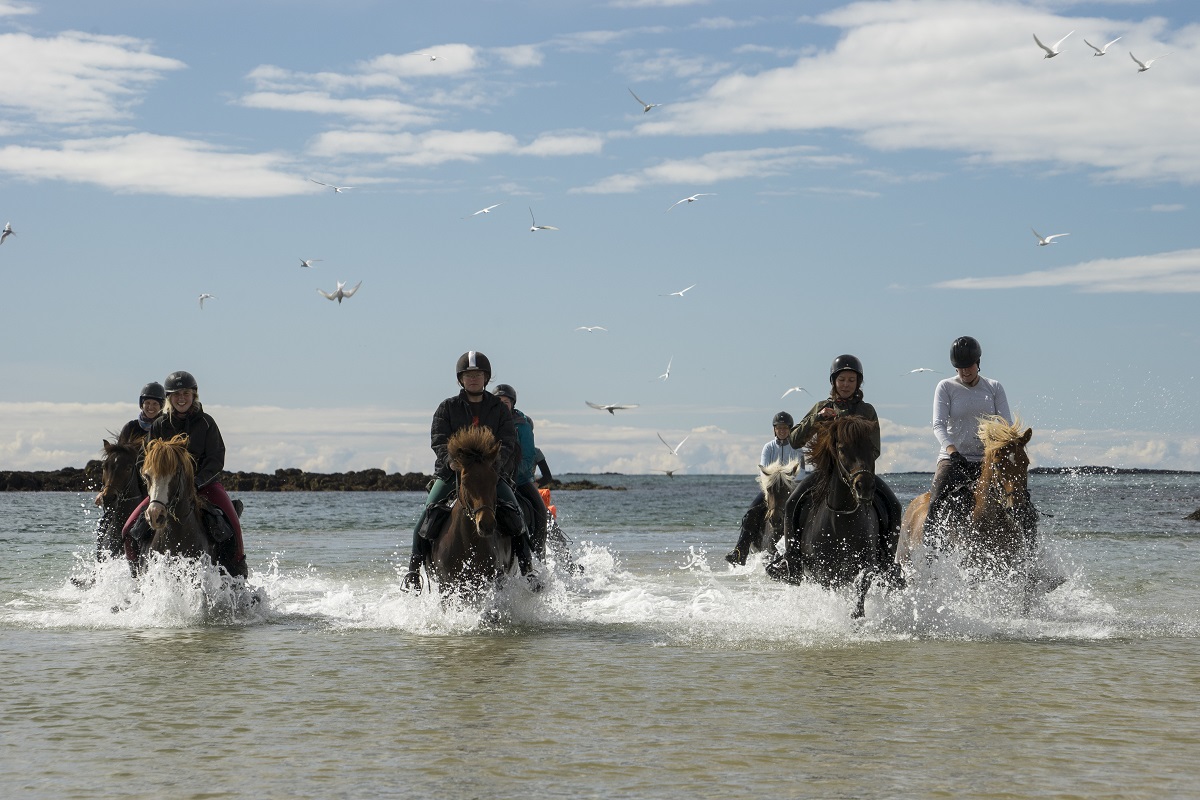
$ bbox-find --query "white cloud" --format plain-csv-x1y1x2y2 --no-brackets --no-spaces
238,90,435,127
1150,203,1185,212
0,2,36,16
520,133,605,157
611,0,710,7
0,133,305,198
308,128,602,165
935,248,1200,293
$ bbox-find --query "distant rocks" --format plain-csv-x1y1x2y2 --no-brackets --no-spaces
0,466,94,492
1187,508,1200,521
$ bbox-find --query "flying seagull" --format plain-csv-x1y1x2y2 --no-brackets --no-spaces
198,293,216,309
1084,36,1121,56
1033,31,1074,58
416,52,439,62
628,87,661,113
781,386,809,399
667,193,716,212
586,401,639,415
657,357,673,382
318,280,362,303
529,207,559,232
1032,227,1069,246
299,258,322,268
905,368,941,375
310,179,354,193
465,203,502,218
656,432,689,456
1130,51,1170,72
574,325,608,332
0,222,13,244
654,467,684,478
662,283,697,297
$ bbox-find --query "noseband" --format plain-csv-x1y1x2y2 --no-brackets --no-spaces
827,431,875,514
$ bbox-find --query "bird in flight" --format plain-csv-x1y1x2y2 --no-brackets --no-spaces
586,401,639,415
656,432,689,456
667,193,716,212
198,293,216,309
310,179,354,193
657,357,673,382
628,87,661,113
1033,31,1073,58
299,258,322,268
662,283,697,297
781,386,809,399
529,207,559,232
416,52,439,62
905,368,940,375
1032,228,1069,246
654,468,683,478
0,222,13,244
318,280,362,303
574,326,608,332
1084,36,1121,56
465,203,502,218
1130,51,1170,72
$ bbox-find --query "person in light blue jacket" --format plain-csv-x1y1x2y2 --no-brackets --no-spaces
725,411,806,565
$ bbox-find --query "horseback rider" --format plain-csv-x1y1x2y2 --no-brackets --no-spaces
94,381,163,510
402,352,539,590
923,336,1014,541
121,370,247,578
493,383,551,558
779,355,903,562
725,411,806,565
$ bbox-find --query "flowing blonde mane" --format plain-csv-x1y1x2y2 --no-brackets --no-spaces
977,414,1027,456
758,460,800,494
141,434,196,484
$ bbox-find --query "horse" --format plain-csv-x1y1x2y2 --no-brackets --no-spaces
897,415,1036,575
755,460,802,555
767,416,886,617
428,427,515,597
95,433,146,560
134,434,215,571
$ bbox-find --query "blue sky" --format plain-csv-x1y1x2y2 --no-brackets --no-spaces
2,0,1198,474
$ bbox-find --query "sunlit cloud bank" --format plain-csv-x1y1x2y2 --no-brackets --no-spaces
3,403,1197,475
935,248,1200,293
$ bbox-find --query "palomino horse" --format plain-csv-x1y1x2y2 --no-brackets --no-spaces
135,434,214,571
755,460,803,556
768,416,885,617
429,427,515,596
95,433,146,559
897,415,1036,574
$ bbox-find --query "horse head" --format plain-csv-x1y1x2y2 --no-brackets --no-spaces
809,416,878,509
759,460,801,538
448,427,501,538
141,434,197,532
976,415,1033,515
99,436,143,509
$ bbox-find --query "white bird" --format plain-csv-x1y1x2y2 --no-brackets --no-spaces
318,280,362,303
310,179,354,193
654,468,683,478
656,432,689,456
574,325,608,332
465,203,502,218
198,293,216,309
905,368,941,375
628,87,661,113
0,222,13,244
662,283,697,297
299,258,322,268
781,386,809,399
529,207,559,232
586,401,639,415
1130,51,1170,72
657,357,673,382
666,193,716,212
1034,31,1074,58
416,52,439,62
1032,227,1070,246
1084,36,1121,56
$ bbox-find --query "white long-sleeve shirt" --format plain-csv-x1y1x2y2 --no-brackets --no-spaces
760,438,805,470
931,375,1011,462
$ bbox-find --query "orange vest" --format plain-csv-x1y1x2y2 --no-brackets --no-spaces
538,488,557,519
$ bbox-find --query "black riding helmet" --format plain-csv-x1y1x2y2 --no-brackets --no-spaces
828,354,864,385
493,383,517,404
139,381,166,405
455,351,492,384
772,411,794,428
164,371,198,394
950,336,982,368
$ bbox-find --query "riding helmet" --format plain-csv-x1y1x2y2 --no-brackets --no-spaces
163,370,198,394
455,351,492,382
950,336,982,368
828,354,864,385
772,411,794,428
139,381,166,405
493,383,517,404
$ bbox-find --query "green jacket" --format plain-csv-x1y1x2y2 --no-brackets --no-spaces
788,392,881,460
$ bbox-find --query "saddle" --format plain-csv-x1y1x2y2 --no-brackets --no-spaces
417,495,526,542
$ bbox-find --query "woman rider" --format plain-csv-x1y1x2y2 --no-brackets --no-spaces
121,370,247,578
493,383,550,559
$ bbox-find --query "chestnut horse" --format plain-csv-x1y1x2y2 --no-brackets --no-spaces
429,427,515,596
897,415,1036,573
136,434,214,570
95,432,146,560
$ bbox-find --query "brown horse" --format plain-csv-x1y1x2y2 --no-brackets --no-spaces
95,432,146,559
136,434,214,570
755,460,802,555
897,415,1036,573
429,427,515,596
769,416,884,617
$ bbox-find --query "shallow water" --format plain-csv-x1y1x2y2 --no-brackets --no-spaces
3,474,1199,799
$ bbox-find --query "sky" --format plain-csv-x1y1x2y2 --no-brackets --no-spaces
2,0,1199,475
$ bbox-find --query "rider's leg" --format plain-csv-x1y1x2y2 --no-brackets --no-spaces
783,472,819,543
404,479,451,588
726,491,766,565
121,497,151,563
496,480,538,577
922,459,957,542
874,476,904,579
198,482,247,578
515,480,548,558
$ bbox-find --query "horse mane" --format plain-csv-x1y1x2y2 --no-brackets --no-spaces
805,416,877,494
142,434,196,485
758,460,800,493
448,426,500,465
977,414,1027,456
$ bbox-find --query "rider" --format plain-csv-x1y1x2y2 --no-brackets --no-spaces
923,336,1013,541
94,381,163,509
121,370,247,578
725,411,806,566
778,355,903,564
402,352,538,590
493,383,550,558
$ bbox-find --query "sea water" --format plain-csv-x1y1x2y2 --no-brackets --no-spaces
2,473,1199,799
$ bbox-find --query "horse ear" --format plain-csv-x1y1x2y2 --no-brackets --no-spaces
102,439,113,451
1021,428,1033,444
787,462,801,477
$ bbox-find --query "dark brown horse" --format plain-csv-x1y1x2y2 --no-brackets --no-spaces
136,434,214,571
429,427,515,597
95,432,146,559
769,416,883,617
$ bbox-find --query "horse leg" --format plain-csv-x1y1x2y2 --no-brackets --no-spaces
726,493,766,565
852,571,872,619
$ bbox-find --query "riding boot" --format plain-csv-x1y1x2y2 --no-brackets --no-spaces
725,509,761,566
513,533,543,592
403,533,432,591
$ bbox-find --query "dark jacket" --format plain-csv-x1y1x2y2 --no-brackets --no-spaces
789,389,881,460
430,389,519,482
140,401,227,488
117,418,150,444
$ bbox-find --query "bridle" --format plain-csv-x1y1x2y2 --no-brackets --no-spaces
145,473,195,528
826,429,875,514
